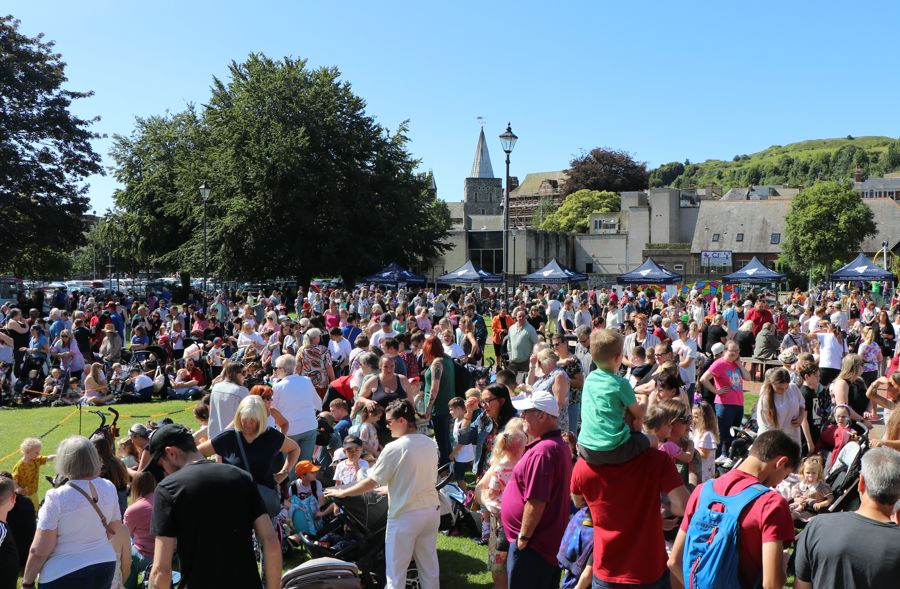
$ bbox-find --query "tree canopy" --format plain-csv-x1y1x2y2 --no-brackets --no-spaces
562,148,648,196
109,54,451,284
782,180,877,276
0,16,102,276
538,189,620,233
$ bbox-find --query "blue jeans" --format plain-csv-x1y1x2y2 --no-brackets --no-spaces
568,401,582,435
715,403,744,457
167,386,201,400
592,570,670,588
291,429,319,470
39,561,116,589
431,413,452,466
507,543,561,589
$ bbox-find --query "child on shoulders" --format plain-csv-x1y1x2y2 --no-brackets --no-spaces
577,329,649,464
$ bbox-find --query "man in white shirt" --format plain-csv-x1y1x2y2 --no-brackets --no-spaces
546,295,562,337
830,303,848,333
328,327,352,373
370,313,399,350
271,355,322,471
672,321,698,399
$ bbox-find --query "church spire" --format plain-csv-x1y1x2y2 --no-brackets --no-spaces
469,127,494,179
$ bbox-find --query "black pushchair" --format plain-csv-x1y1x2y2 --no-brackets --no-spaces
826,432,869,513
294,492,396,589
281,557,361,589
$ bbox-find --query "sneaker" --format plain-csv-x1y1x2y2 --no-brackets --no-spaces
714,455,729,466
720,458,735,469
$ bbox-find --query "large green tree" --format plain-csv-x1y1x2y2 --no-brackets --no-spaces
562,148,648,196
0,16,102,276
110,54,451,283
538,189,619,233
782,180,877,276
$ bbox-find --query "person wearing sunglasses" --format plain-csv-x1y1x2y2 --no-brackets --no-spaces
325,399,440,589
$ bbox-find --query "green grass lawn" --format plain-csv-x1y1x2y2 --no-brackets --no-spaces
0,400,492,588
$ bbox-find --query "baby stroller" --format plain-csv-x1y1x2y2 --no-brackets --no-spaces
281,557,361,589
436,462,482,538
294,491,400,589
826,431,868,513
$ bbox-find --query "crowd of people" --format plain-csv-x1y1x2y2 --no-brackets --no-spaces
1,280,900,588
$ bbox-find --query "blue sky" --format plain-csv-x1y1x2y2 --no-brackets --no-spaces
9,1,900,212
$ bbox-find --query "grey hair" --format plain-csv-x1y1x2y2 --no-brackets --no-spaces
303,328,322,347
861,447,900,505
575,325,591,339
55,435,101,480
359,351,379,371
276,354,297,374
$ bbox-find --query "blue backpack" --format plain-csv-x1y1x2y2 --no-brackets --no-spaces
683,481,770,589
557,507,594,589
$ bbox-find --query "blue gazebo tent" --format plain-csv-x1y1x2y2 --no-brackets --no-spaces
616,258,682,284
521,259,588,283
830,253,894,281
722,256,786,284
436,260,502,284
362,262,427,285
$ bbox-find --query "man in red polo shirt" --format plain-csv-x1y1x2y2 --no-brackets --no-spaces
571,446,689,588
668,430,799,589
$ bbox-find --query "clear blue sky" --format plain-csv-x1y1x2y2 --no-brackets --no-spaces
9,1,900,212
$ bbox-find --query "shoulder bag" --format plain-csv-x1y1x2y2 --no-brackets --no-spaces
234,429,281,517
67,481,114,540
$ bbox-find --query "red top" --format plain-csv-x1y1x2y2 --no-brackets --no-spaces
571,450,683,585
679,469,794,589
744,308,773,337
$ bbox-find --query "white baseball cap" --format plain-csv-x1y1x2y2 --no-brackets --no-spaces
512,391,559,417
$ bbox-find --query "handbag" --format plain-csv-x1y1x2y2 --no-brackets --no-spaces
68,481,115,540
234,429,281,517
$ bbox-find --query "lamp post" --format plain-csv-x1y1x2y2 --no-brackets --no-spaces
510,227,519,286
499,123,518,298
199,183,211,295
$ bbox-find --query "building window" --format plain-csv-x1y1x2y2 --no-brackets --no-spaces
673,263,685,272
586,262,594,273
593,219,601,231
770,233,781,244
712,233,720,242
736,233,744,242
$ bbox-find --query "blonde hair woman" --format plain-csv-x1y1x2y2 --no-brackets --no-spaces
526,348,571,433
857,325,882,388
198,395,300,516
830,354,872,428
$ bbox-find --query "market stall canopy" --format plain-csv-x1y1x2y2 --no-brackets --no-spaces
722,256,786,284
521,259,588,283
831,253,895,281
436,260,502,284
616,258,682,284
362,262,427,285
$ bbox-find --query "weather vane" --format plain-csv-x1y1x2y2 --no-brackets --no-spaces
476,116,485,128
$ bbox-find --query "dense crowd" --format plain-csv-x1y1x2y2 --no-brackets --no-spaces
1,281,900,589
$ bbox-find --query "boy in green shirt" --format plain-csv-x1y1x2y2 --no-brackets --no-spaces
577,328,650,464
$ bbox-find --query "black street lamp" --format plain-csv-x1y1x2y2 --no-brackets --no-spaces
499,123,518,296
199,183,211,294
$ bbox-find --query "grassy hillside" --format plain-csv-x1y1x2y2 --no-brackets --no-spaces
649,135,900,190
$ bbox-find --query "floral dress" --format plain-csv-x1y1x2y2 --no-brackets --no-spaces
300,344,332,390
534,367,571,433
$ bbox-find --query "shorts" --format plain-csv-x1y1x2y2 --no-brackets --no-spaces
453,460,473,482
488,512,509,574
577,432,650,466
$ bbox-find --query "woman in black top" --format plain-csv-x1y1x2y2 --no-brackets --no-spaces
354,355,411,445
199,395,300,490
734,320,756,358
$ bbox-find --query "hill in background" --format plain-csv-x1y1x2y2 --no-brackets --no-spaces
649,135,900,190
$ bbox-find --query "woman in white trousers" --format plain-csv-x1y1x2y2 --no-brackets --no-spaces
325,398,440,589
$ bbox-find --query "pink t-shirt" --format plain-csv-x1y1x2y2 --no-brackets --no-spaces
707,358,744,406
124,493,155,559
660,441,682,460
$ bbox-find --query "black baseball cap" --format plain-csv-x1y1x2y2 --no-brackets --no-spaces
342,434,363,448
147,424,195,466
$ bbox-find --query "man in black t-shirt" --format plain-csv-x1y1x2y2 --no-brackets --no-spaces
794,447,900,589
202,317,225,345
705,315,728,354
148,425,281,589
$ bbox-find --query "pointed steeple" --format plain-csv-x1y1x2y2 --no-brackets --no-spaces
470,128,494,178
